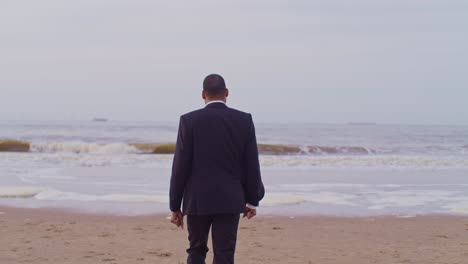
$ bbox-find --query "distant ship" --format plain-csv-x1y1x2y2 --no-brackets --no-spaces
347,122,377,126
92,118,109,122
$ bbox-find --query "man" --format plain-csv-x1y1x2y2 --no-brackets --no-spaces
169,74,265,264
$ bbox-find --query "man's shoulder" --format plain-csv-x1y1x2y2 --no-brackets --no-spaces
181,107,252,119
227,107,252,117
180,109,199,119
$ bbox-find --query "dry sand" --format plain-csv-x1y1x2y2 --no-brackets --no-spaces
1,207,467,264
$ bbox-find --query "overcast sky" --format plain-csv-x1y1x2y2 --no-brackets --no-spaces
0,0,467,124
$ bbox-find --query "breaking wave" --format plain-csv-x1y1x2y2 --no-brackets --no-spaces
31,142,141,154
307,146,374,155
0,140,379,156
0,140,30,152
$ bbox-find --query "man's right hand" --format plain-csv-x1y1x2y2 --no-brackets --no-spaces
170,210,184,229
243,206,257,219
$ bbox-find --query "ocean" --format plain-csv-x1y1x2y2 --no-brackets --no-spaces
1,120,468,216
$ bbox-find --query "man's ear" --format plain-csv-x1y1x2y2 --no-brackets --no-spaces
225,88,229,98
202,90,206,100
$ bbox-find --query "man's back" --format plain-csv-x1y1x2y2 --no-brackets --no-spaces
170,102,264,215
168,74,264,264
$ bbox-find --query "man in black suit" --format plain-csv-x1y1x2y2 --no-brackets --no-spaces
169,74,265,264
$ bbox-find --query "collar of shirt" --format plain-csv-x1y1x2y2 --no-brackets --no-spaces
205,100,226,107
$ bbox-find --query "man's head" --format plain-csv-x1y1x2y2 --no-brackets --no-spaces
202,74,229,103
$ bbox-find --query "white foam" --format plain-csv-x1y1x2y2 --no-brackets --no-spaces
102,194,167,203
280,183,369,190
31,142,140,155
261,193,307,207
305,192,356,206
34,189,168,203
260,192,356,207
368,190,456,210
0,186,46,198
396,215,416,218
3,150,468,170
259,155,468,169
19,176,38,184
0,186,168,203
307,145,374,155
442,201,468,214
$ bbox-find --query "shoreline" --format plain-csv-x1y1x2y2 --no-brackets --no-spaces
1,206,468,264
1,204,467,218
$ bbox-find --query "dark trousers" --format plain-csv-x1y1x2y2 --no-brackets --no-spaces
186,214,240,264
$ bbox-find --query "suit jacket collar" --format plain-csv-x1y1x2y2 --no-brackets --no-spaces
205,101,228,109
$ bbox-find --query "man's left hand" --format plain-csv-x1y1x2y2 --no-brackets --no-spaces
243,206,257,219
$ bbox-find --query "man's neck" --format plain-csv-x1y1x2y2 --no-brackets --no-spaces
205,100,226,105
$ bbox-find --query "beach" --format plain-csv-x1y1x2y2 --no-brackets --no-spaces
1,206,467,264
1,121,468,263
1,0,467,261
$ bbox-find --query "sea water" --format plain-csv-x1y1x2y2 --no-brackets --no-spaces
1,120,467,216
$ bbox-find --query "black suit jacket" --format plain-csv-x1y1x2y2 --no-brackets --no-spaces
169,102,265,215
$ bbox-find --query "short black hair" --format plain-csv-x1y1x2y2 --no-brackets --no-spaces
203,74,226,97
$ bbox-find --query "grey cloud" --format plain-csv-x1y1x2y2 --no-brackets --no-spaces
0,0,467,124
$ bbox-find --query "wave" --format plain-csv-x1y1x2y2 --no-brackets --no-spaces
260,192,355,207
0,140,30,152
260,145,376,155
0,140,382,156
130,143,176,154
31,142,141,154
29,142,174,155
0,187,45,198
258,144,302,155
0,186,167,203
0,187,353,207
307,145,374,155
35,190,167,203
260,193,307,206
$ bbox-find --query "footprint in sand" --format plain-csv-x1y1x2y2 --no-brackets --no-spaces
133,226,146,233
101,258,116,262
45,224,67,233
146,251,172,257
98,232,115,238
252,242,263,248
83,251,106,258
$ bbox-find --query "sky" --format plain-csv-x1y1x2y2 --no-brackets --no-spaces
0,0,467,125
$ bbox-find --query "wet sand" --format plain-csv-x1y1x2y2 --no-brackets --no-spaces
1,206,467,264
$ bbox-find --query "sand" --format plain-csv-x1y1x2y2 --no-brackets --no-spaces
1,207,467,264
